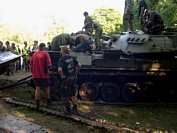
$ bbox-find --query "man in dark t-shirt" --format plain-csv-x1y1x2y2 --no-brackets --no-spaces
58,47,81,114
143,9,164,30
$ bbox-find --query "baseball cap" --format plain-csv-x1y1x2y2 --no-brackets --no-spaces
62,46,69,53
143,9,148,16
38,43,46,50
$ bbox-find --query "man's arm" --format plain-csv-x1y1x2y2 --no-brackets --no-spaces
58,67,65,79
75,63,81,75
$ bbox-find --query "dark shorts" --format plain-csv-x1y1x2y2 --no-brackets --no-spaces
33,78,50,87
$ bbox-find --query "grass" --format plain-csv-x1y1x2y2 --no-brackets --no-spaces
79,105,177,132
1,83,177,132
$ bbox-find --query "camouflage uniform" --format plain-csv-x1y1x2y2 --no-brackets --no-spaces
51,33,76,51
93,21,103,50
61,76,77,108
84,16,93,34
123,0,134,32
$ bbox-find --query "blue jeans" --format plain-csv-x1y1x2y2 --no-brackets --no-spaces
74,38,94,52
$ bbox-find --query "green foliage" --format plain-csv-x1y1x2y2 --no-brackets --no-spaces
0,15,68,45
43,15,68,42
91,7,123,35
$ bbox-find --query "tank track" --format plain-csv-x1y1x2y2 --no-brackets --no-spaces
79,69,177,77
4,97,174,133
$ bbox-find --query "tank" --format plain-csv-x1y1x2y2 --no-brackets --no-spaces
31,28,177,103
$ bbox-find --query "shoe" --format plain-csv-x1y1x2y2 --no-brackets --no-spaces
47,99,53,107
36,100,40,109
62,110,72,115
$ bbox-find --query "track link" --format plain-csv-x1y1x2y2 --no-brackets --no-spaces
4,97,171,133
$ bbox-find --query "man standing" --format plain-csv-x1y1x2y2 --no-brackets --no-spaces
22,41,30,72
73,34,93,54
58,47,81,114
137,0,148,32
82,12,93,34
5,41,10,51
92,20,103,50
32,40,38,51
0,41,5,52
123,0,134,32
29,43,52,109
143,9,164,30
51,33,76,51
10,43,21,71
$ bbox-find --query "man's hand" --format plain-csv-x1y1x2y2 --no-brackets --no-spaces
61,75,66,79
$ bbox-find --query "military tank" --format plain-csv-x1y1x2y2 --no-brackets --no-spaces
31,28,177,103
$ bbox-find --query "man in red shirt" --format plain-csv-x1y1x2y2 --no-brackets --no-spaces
29,43,52,109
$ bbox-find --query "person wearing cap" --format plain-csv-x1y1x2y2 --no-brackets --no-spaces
143,9,164,30
73,34,93,54
58,46,81,114
22,41,31,72
137,0,148,32
123,0,134,32
51,33,76,51
82,11,93,34
30,43,52,109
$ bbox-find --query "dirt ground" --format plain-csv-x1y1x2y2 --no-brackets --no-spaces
0,71,100,133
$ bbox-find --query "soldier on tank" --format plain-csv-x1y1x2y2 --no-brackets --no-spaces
58,47,81,114
123,0,134,32
51,33,76,51
82,12,93,34
92,20,103,50
143,9,164,31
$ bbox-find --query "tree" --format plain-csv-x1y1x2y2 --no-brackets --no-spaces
43,15,69,42
91,7,123,35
